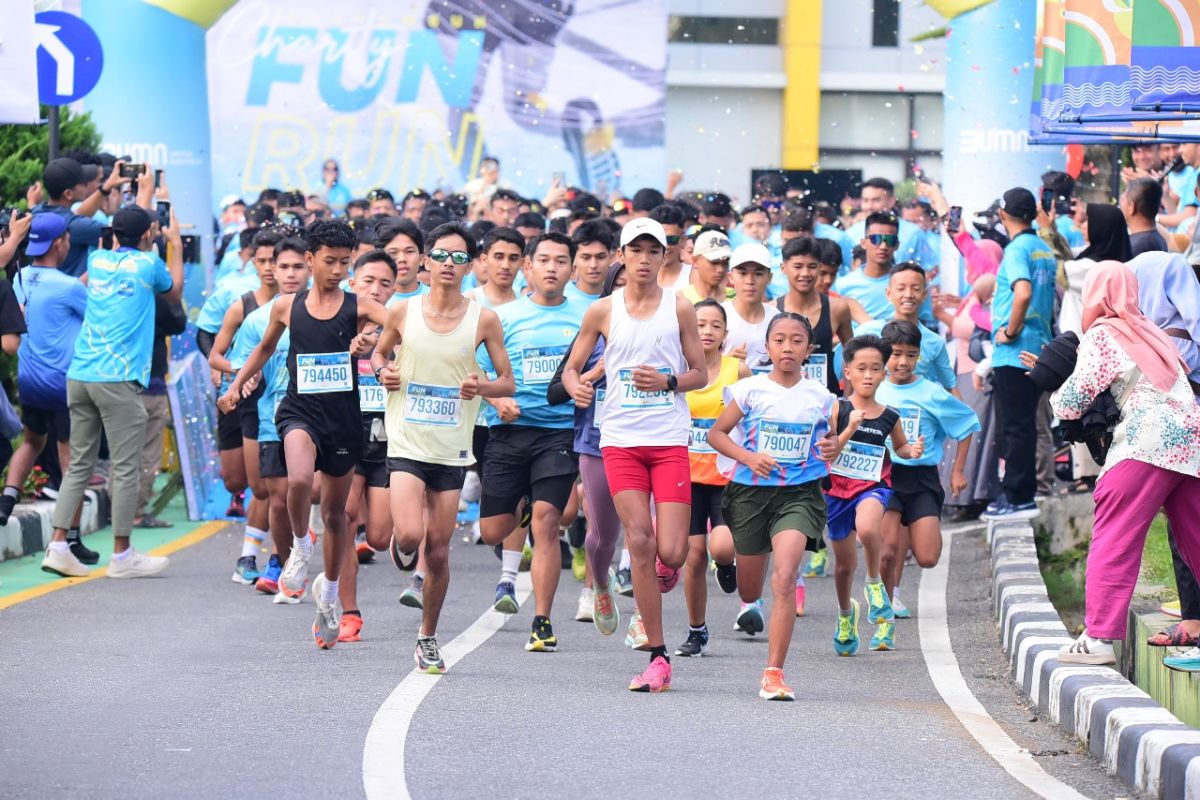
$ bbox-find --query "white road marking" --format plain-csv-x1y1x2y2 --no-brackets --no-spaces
919,530,1093,800
362,573,533,800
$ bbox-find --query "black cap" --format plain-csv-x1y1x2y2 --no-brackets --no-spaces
112,205,155,243
43,158,99,199
1001,188,1038,222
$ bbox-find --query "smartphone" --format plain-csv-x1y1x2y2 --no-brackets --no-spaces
100,226,114,250
154,169,163,190
119,162,147,179
946,205,962,234
156,200,171,229
1040,187,1055,214
180,234,200,264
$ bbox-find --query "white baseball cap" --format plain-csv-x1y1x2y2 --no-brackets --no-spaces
729,242,773,270
619,217,669,248
692,230,732,262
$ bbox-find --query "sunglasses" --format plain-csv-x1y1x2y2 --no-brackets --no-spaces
866,233,899,247
761,200,784,211
428,248,471,265
665,235,681,246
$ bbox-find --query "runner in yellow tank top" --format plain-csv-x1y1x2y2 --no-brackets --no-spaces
371,222,514,674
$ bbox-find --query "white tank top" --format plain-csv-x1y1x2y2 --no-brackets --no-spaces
599,287,690,448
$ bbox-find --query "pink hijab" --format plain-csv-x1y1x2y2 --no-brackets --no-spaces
954,232,1003,330
1082,261,1186,392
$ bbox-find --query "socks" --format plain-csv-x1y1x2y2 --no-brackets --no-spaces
839,606,852,616
293,533,314,558
413,569,425,582
689,623,707,633
242,526,266,558
309,504,324,537
619,548,631,571
66,527,81,544
501,549,521,584
343,609,361,619
319,576,339,604
2,486,18,499
866,574,881,584
112,548,133,562
649,645,669,663
49,540,69,553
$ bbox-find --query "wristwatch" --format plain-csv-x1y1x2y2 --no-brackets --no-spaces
373,365,385,381
665,374,678,392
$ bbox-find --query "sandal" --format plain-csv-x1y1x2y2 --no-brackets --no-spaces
133,515,173,529
1147,623,1199,648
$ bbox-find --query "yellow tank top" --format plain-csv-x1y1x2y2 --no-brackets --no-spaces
385,295,483,466
686,355,741,485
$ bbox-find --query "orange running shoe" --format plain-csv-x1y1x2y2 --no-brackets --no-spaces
339,614,363,643
759,667,795,701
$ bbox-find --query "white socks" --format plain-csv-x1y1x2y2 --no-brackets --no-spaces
501,550,521,584
619,548,631,571
242,527,266,558
319,576,338,604
309,504,324,537
293,533,313,558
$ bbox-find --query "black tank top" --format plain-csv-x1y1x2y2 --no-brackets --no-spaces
826,397,900,498
280,290,361,438
776,293,838,394
240,291,259,319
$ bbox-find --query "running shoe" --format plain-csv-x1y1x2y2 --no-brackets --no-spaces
892,592,912,620
355,529,375,564
759,667,795,701
735,600,765,635
615,566,634,597
106,549,169,579
273,585,305,604
399,575,425,609
871,621,896,651
232,555,260,585
339,614,363,643
226,491,246,518
629,655,672,693
493,580,519,614
593,570,620,636
69,538,100,566
864,580,894,624
1164,647,1200,673
655,556,680,593
572,546,587,582
795,585,806,617
980,497,1041,521
834,599,861,657
311,574,339,650
803,549,828,578
0,493,16,525
256,555,283,594
560,538,573,570
389,538,418,572
625,611,650,651
521,543,534,572
715,562,737,594
675,626,710,657
525,617,558,652
1162,600,1183,619
576,587,594,622
40,545,88,578
415,636,446,674
1056,632,1115,665
567,515,587,549
279,544,311,599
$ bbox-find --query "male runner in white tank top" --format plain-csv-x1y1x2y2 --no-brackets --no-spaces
563,217,707,693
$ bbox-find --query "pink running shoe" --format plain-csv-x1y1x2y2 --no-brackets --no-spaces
629,655,672,693
795,584,806,617
655,556,680,593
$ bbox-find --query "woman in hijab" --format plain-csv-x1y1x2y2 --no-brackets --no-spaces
1042,261,1200,665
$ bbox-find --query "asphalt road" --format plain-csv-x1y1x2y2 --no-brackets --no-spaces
0,522,1136,799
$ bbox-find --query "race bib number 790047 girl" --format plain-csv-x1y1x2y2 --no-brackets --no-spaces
759,420,814,461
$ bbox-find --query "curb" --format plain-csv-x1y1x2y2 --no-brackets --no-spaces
0,490,111,563
988,520,1200,799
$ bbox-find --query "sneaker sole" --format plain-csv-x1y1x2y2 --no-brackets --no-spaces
759,689,796,701
575,612,594,622
399,593,424,609
871,641,895,651
629,684,671,693
616,586,634,597
232,573,256,585
524,641,557,652
674,646,710,657
313,626,338,650
255,580,279,594
40,564,88,578
1057,653,1115,665
273,590,304,604
493,597,519,614
1163,660,1200,673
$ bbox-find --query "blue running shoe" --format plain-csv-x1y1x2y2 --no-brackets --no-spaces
232,555,260,585
493,580,519,614
803,549,828,578
892,590,912,619
834,599,861,656
255,555,282,594
870,621,895,651
1163,647,1200,673
864,580,894,624
734,600,765,635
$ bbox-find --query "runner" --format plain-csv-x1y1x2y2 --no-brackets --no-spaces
219,220,389,649
723,242,779,374
378,219,429,304
833,212,901,321
854,263,957,391
775,236,854,393
476,231,589,653
562,217,706,692
682,229,733,303
677,299,746,656
373,222,513,672
825,334,922,654
565,220,613,303
707,313,839,700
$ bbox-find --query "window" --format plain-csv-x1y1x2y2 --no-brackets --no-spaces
872,0,899,48
667,16,779,45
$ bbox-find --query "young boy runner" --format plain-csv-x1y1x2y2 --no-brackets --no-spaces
682,230,733,304
677,299,746,657
220,220,389,650
373,222,513,672
707,313,839,700
379,219,429,304
853,263,957,391
723,242,778,375
826,334,922,654
565,220,613,302
475,232,589,653
877,320,979,630
563,217,707,692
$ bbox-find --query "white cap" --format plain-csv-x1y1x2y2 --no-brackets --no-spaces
219,194,243,211
692,230,732,262
730,242,773,270
619,217,669,248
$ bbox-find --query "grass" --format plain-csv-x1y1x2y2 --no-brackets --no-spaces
1140,515,1174,596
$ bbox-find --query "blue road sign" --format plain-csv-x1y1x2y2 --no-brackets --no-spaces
35,11,104,105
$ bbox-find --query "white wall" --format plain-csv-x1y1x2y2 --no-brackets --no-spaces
819,0,947,92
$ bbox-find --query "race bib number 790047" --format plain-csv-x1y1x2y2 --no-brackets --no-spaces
759,420,814,461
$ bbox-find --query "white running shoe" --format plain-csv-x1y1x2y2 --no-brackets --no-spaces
106,549,169,579
279,545,311,599
576,587,594,622
461,470,482,504
311,573,340,650
40,545,89,578
1057,632,1116,665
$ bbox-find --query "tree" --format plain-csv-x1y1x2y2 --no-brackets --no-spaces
0,106,102,208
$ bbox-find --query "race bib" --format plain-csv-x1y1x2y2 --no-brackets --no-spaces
619,367,672,409
521,345,568,385
831,441,885,482
898,407,922,443
357,361,385,413
296,352,352,394
804,354,828,386
759,420,814,461
750,356,773,375
592,387,606,430
689,418,716,454
404,382,461,426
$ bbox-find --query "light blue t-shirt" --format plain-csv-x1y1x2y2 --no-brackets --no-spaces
478,294,588,429
833,268,892,321
855,318,956,391
1054,215,1086,249
1167,165,1199,214
876,377,980,467
257,343,291,443
228,296,276,370
846,216,938,268
212,246,248,287
14,266,88,408
564,282,601,304
991,230,1057,369
815,223,855,274
386,283,430,308
196,272,260,334
68,247,173,386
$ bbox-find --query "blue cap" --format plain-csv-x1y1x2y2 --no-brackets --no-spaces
25,213,70,257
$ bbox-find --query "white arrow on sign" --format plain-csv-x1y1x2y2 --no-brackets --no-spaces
34,22,75,97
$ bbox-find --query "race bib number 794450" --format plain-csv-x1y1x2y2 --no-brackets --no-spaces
297,352,352,394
